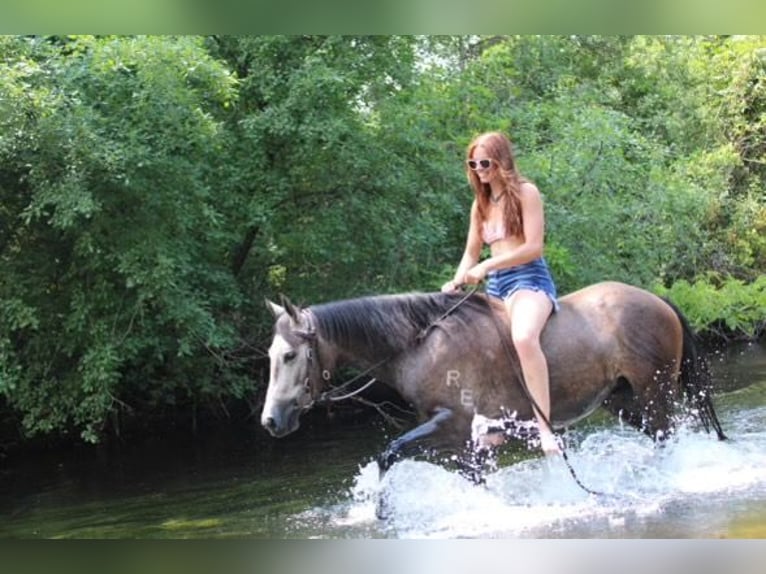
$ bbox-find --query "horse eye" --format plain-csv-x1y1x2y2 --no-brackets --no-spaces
284,350,297,362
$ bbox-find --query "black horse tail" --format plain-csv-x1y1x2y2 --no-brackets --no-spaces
665,299,727,440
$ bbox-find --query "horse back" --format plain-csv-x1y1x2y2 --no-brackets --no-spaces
548,281,681,356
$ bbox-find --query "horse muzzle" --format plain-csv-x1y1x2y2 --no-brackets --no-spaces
261,405,301,438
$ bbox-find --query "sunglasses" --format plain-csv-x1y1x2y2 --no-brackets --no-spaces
467,158,493,170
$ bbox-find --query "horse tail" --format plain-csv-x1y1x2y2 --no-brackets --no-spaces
665,298,727,440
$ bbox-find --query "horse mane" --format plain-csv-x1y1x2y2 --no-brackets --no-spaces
309,291,492,356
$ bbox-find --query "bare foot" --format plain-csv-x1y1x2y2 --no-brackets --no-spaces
540,431,562,456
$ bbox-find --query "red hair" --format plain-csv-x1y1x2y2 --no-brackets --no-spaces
466,131,527,237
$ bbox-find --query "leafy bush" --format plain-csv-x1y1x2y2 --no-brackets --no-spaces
654,275,766,340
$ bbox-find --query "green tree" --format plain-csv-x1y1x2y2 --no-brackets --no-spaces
0,36,240,441
206,35,449,303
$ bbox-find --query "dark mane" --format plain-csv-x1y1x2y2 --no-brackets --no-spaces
309,291,491,356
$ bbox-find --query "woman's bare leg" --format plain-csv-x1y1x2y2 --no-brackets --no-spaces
505,290,560,455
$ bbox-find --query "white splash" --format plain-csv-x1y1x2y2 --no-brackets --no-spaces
319,405,766,538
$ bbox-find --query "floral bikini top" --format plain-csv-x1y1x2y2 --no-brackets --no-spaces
482,220,509,245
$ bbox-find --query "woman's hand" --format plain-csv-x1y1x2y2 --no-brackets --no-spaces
464,263,488,285
441,279,462,293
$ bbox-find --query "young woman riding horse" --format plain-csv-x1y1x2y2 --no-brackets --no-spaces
442,131,561,456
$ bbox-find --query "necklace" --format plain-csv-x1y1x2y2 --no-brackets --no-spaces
489,192,503,204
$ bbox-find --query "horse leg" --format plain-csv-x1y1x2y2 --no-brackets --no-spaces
376,406,455,477
603,364,679,441
602,377,645,431
638,364,681,441
374,406,460,521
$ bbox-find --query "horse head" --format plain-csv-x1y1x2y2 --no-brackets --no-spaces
261,296,328,438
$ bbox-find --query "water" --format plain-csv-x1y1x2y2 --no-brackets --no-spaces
1,342,765,539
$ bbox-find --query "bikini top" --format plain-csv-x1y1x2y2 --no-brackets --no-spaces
482,220,509,245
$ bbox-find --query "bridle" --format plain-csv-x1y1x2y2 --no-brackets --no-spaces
291,309,332,408
289,308,382,411
297,308,393,408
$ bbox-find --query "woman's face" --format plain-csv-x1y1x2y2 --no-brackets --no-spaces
469,144,498,184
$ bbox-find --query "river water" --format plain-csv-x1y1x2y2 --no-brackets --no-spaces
1,342,765,539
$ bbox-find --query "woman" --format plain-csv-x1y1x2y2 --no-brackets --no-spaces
441,131,561,456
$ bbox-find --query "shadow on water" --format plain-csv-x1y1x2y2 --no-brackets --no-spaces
1,342,765,539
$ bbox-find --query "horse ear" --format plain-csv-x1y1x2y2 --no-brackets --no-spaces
265,299,285,318
279,294,301,323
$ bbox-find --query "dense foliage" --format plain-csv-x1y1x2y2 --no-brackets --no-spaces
1,35,764,445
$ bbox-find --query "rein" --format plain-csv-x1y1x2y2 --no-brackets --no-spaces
321,377,379,403
315,360,388,406
480,287,603,497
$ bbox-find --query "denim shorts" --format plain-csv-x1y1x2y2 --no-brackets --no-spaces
485,257,560,312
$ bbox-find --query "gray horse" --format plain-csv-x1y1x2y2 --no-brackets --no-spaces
261,282,726,477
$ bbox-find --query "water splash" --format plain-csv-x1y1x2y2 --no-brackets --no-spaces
303,405,766,538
